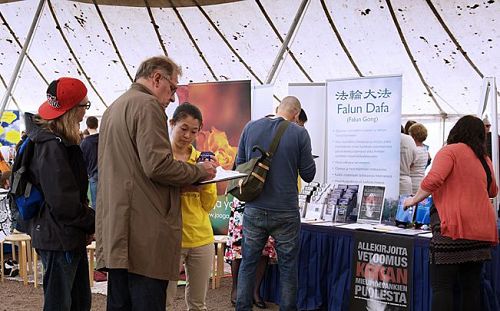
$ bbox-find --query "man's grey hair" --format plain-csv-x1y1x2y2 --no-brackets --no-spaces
278,96,301,116
134,56,182,82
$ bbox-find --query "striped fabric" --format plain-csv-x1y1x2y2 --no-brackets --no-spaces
430,205,492,264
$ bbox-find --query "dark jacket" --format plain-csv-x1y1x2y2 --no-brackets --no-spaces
28,126,95,251
80,133,99,178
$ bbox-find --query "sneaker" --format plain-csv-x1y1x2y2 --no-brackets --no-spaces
3,259,19,277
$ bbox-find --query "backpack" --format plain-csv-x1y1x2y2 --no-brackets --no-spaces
226,120,289,202
8,137,44,222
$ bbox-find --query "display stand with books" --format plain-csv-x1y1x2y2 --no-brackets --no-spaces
297,181,433,235
304,184,332,221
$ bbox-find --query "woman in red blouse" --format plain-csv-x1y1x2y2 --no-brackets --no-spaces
404,115,498,311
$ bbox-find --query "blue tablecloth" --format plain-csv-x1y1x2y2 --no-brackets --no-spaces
261,223,500,311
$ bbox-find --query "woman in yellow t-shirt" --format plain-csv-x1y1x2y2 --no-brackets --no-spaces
166,103,217,310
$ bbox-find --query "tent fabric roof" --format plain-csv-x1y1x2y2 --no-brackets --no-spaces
72,0,242,8
0,0,242,7
0,0,498,116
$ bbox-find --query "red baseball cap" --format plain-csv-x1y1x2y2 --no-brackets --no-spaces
38,77,87,120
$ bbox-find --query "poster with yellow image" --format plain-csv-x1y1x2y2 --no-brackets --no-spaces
177,80,251,235
0,110,21,147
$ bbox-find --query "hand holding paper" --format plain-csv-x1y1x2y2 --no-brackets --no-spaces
197,161,217,181
402,196,414,209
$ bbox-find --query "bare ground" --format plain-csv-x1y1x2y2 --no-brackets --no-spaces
0,277,279,311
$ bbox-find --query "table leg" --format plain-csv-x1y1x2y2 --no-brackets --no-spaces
11,242,15,261
20,241,27,286
26,239,32,274
211,245,216,290
216,243,224,288
88,249,94,287
33,248,38,288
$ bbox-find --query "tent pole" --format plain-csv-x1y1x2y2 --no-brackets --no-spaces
0,0,45,118
441,113,447,147
487,78,499,219
265,0,309,84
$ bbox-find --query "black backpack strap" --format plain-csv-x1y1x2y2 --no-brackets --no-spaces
21,139,36,167
11,139,35,193
234,117,289,167
267,120,290,157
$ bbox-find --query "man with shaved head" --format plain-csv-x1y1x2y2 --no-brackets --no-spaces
278,96,301,120
235,96,316,310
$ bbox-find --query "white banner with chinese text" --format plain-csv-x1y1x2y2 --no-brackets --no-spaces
326,75,402,221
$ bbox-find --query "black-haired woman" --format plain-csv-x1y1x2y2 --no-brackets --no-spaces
404,115,498,311
165,103,217,310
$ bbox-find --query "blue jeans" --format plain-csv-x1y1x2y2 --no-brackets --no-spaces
236,207,300,311
89,175,98,210
38,248,91,311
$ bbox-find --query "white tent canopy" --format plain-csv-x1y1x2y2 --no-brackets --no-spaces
0,0,498,117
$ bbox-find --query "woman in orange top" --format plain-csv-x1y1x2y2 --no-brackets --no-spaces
404,115,498,311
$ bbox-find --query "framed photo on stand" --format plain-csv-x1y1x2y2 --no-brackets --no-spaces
357,185,386,224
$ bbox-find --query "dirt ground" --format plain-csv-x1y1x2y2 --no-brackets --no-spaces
0,277,279,310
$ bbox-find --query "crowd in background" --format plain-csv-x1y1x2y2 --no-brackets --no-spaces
0,54,498,311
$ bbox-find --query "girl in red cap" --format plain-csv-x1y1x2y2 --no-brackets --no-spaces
26,77,95,310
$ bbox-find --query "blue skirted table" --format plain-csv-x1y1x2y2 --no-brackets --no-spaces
261,223,500,311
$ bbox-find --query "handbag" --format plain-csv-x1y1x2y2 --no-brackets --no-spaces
226,119,290,202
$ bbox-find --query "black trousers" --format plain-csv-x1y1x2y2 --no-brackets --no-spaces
106,269,168,311
39,249,91,311
430,261,483,311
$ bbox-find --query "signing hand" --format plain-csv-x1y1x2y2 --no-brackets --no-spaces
198,161,217,181
207,155,220,167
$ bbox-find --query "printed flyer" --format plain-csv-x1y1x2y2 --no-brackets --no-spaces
351,231,413,310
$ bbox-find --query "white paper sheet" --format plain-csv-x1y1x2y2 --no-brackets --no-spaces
197,167,247,184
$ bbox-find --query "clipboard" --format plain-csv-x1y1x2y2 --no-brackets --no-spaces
197,167,248,185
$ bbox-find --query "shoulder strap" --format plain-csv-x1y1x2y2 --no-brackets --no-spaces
268,120,290,157
10,139,36,191
479,156,492,193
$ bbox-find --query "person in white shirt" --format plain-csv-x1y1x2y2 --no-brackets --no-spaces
400,126,418,195
408,123,430,194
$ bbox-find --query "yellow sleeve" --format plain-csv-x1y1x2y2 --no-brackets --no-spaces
189,145,217,212
199,183,217,212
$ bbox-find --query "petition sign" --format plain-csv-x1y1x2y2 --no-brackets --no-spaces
350,231,413,310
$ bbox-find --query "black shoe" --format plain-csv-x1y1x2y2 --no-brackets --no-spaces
253,299,267,309
231,299,236,307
